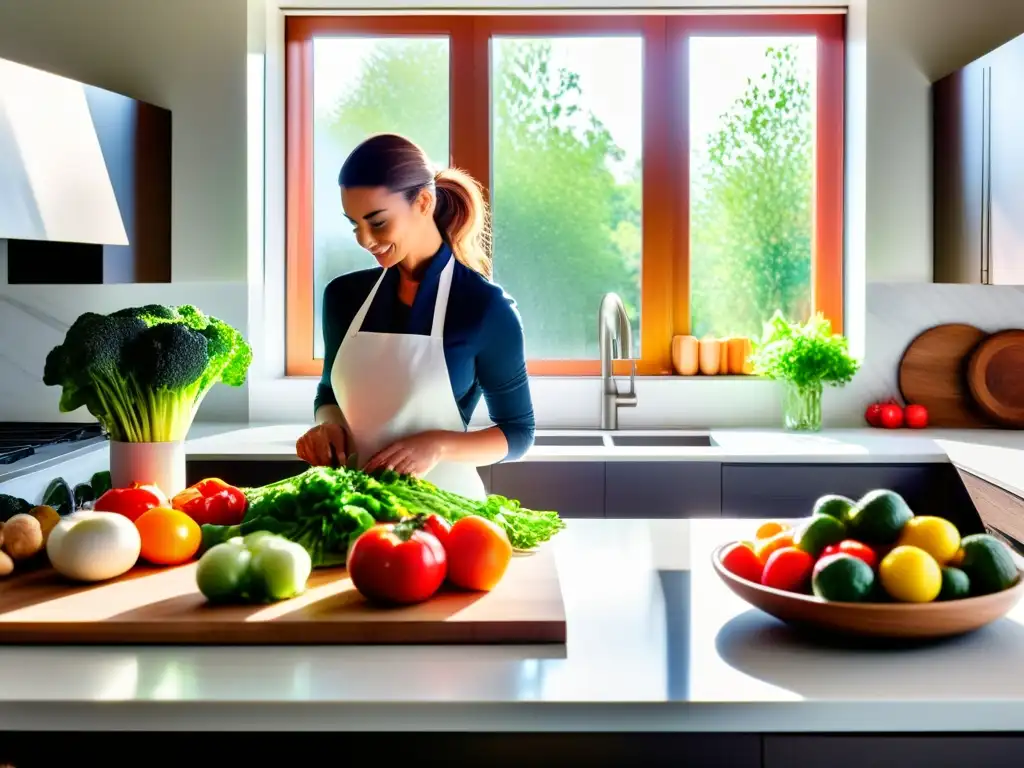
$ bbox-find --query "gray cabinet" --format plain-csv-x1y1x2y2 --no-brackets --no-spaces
605,462,721,518
721,463,980,530
934,32,1024,284
764,736,1024,767
987,38,1024,284
934,57,989,283
490,462,605,518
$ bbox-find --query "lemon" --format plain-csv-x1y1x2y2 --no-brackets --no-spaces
897,516,961,564
879,545,943,602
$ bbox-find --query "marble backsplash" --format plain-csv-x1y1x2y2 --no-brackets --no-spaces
0,266,249,423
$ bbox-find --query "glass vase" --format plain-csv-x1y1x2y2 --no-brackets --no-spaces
783,381,823,432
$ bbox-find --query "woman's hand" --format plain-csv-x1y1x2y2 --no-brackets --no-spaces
363,431,448,477
296,422,347,467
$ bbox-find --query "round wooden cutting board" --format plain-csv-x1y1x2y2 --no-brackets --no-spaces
897,323,991,428
967,329,1024,427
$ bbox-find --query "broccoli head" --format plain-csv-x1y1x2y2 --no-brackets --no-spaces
43,304,252,443
128,322,210,391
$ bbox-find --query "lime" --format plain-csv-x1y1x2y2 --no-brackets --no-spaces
793,514,847,558
937,566,971,601
879,545,942,602
812,494,856,524
960,534,1019,595
849,489,914,544
812,553,875,602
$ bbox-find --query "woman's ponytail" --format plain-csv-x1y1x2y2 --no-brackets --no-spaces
433,167,493,280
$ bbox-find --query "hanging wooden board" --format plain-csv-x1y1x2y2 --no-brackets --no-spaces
897,323,992,427
0,546,567,645
967,328,1024,428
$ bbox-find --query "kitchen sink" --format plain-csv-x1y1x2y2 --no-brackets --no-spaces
532,434,607,447
608,434,714,448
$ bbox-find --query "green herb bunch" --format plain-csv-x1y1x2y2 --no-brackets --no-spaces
749,310,860,390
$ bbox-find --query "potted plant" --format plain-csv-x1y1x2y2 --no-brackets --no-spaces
749,311,860,431
42,305,252,496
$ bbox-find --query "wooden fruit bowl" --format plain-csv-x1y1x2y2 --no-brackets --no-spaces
712,543,1024,640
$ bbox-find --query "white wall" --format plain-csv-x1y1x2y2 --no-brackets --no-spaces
2,0,1024,430
0,0,250,423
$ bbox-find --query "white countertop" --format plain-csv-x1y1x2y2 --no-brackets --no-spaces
3,517,1024,732
4,423,1024,508
184,423,981,463
183,423,1024,497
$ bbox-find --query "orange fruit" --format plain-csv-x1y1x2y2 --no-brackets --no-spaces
445,516,513,591
754,529,795,563
135,507,202,566
755,521,791,540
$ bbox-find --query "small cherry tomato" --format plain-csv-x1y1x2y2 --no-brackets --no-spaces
865,402,883,427
820,539,878,569
720,542,765,583
904,403,929,429
761,547,815,592
880,403,904,429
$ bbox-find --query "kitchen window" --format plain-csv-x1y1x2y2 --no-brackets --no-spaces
284,13,844,377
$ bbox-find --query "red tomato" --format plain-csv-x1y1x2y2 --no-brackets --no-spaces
864,403,883,427
761,547,815,592
879,403,904,429
94,485,166,522
904,403,929,429
820,539,878,569
720,542,764,583
419,514,451,550
347,523,447,605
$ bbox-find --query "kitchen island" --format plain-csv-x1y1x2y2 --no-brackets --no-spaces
2,517,1024,752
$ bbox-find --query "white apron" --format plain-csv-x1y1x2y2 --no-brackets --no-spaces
330,257,487,502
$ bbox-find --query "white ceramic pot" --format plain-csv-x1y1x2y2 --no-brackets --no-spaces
108,440,186,498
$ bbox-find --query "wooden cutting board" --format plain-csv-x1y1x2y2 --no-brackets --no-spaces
0,546,566,644
967,329,1024,427
897,323,992,427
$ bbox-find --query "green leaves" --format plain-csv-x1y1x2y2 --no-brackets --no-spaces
750,310,861,390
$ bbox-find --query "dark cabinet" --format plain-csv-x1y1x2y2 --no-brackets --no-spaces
764,736,1024,767
721,463,984,533
2,57,171,285
934,33,1024,284
605,462,721,518
987,39,1024,285
490,462,604,518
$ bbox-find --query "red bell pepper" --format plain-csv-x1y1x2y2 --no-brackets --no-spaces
94,483,168,522
171,477,247,526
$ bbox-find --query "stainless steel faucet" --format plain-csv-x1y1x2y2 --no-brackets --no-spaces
598,292,637,430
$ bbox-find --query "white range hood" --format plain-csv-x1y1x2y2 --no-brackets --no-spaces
0,56,129,246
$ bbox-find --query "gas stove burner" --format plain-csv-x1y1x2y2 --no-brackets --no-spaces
0,422,107,465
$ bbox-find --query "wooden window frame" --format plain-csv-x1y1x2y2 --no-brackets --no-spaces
284,13,844,378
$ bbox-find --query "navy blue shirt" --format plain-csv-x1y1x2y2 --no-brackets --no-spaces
314,244,536,462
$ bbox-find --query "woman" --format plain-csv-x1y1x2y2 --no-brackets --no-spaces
295,133,535,502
